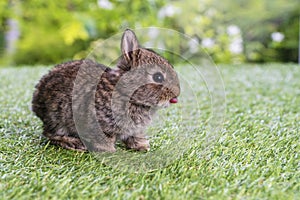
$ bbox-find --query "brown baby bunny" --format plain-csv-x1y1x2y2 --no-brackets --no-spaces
32,29,180,152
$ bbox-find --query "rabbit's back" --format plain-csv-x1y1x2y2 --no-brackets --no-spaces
32,59,108,138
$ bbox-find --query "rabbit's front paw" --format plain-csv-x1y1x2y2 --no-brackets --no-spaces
123,136,150,151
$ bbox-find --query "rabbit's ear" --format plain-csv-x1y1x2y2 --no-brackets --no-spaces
121,29,140,63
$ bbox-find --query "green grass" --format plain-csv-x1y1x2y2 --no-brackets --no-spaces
1,63,299,199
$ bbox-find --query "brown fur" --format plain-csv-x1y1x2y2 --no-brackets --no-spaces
32,29,180,152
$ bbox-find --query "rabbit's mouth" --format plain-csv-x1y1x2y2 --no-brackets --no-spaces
157,97,179,108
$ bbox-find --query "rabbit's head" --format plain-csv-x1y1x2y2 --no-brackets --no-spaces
116,29,180,108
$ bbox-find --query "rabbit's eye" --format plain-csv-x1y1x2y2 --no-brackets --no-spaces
152,72,164,83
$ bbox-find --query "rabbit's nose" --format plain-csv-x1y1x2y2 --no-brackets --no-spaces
169,97,178,104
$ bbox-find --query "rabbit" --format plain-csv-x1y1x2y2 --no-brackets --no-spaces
32,29,180,152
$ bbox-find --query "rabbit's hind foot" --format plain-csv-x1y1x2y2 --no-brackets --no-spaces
49,135,87,152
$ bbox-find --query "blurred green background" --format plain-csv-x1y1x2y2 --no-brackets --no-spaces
0,0,299,66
